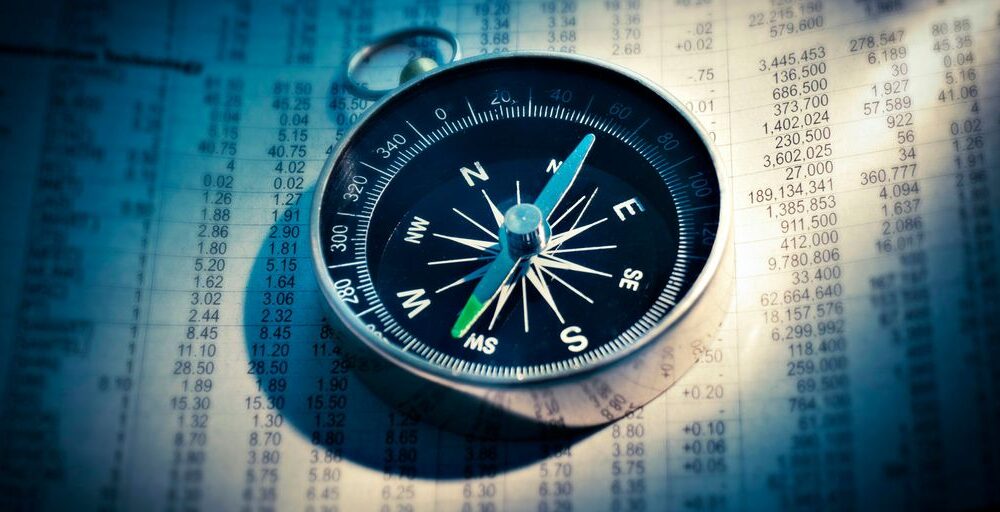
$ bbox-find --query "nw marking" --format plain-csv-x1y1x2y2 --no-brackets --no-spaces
404,216,430,244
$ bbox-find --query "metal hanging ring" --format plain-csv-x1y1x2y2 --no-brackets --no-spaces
345,27,462,100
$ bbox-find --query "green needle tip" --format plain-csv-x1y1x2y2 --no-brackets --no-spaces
451,296,484,339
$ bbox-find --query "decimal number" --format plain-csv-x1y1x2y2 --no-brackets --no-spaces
848,30,905,52
859,164,917,185
757,46,826,71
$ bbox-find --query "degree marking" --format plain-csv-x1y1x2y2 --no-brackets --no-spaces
360,161,394,179
356,304,381,318
630,118,650,139
465,97,478,122
660,155,694,174
328,260,363,269
685,204,717,212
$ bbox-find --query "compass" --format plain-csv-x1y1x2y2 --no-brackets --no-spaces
313,45,732,436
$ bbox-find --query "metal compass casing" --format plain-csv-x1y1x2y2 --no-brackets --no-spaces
312,44,733,438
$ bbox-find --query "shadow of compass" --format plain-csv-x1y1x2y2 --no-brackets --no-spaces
242,199,596,480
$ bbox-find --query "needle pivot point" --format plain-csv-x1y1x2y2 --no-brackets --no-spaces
504,203,548,256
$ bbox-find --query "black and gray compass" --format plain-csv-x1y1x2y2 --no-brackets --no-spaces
312,41,732,436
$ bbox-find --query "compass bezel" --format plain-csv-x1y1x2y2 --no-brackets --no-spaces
311,51,731,387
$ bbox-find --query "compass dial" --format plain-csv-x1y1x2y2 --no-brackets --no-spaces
315,54,722,383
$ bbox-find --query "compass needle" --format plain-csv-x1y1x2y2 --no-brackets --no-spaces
488,268,522,330
450,250,521,338
534,133,595,219
450,132,596,337
436,264,491,294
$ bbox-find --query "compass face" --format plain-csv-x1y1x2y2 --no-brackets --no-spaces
315,54,722,383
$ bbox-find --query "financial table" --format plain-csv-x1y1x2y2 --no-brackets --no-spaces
0,0,998,510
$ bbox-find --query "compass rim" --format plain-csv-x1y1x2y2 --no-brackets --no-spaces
311,51,733,387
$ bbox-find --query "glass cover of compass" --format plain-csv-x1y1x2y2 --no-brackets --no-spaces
313,53,723,384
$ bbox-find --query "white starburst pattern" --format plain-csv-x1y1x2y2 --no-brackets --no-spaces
429,183,614,333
